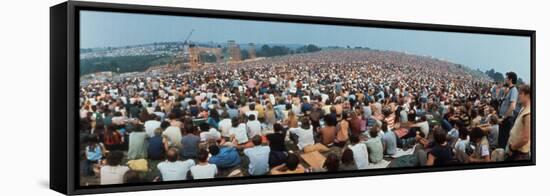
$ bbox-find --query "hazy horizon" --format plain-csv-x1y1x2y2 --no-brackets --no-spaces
80,10,531,80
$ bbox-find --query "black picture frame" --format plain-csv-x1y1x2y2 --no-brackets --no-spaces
50,1,536,195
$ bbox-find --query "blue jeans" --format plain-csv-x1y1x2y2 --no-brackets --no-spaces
441,119,453,132
499,117,514,148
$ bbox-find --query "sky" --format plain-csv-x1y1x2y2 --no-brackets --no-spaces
80,10,531,80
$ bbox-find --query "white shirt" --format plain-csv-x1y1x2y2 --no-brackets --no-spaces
349,143,369,169
416,121,430,138
146,107,155,114
100,165,129,185
321,93,329,103
229,124,249,144
218,119,233,138
247,120,262,137
289,127,315,150
200,128,221,142
291,105,302,116
157,159,195,181
245,110,259,120
163,126,183,147
480,144,490,157
144,120,161,138
190,163,218,179
269,77,277,85
269,94,276,105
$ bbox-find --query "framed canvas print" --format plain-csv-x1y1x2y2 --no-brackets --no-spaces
50,1,535,195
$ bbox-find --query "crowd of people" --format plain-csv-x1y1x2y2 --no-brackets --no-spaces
78,49,531,186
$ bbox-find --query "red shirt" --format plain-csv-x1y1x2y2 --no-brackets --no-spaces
350,117,363,136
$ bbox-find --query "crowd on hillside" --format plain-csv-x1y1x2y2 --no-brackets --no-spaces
78,49,531,186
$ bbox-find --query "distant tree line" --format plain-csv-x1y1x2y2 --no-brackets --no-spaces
80,55,171,76
485,68,524,84
81,44,324,75
485,69,505,82
80,48,93,53
255,44,322,58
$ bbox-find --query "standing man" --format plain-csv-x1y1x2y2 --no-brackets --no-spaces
506,84,531,161
498,72,518,148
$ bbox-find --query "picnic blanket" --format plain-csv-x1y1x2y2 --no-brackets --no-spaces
300,151,326,169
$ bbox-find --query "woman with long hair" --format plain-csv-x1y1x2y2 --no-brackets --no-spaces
285,110,298,129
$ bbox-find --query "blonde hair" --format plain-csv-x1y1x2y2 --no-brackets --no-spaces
154,127,163,136
288,110,296,119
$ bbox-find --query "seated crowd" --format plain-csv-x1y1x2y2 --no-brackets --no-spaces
78,50,531,185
